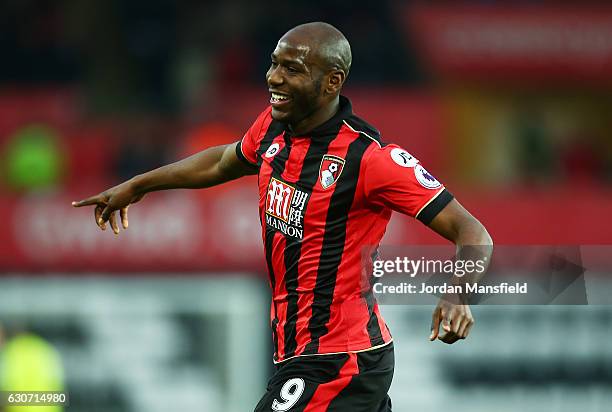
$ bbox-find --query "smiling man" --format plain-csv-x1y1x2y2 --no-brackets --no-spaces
73,22,492,411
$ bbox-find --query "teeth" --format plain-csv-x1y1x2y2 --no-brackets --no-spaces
272,93,288,101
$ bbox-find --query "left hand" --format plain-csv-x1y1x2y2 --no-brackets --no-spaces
429,298,474,344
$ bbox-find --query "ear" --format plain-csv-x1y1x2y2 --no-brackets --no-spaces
326,70,346,94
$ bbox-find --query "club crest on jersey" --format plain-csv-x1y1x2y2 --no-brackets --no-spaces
414,164,442,189
319,155,345,189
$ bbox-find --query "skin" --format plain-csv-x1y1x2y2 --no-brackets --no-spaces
428,201,493,344
73,22,492,345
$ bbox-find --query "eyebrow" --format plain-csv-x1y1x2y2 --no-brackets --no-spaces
271,53,306,68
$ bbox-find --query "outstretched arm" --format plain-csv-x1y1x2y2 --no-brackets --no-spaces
427,199,493,344
72,141,256,234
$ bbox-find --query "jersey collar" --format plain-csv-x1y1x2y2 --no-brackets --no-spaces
287,95,353,138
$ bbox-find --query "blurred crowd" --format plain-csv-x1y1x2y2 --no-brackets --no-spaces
0,0,418,107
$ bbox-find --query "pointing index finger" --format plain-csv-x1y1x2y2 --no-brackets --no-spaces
72,195,102,207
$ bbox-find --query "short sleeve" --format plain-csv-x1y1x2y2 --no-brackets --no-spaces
235,107,272,167
363,144,454,225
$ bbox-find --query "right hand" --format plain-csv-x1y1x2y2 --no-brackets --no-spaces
429,297,474,344
72,181,145,234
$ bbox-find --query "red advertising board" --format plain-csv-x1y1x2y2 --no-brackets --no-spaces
404,5,612,82
1,185,611,273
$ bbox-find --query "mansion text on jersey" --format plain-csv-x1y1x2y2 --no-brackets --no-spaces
265,214,304,238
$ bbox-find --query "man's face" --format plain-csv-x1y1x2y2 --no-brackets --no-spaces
266,38,327,127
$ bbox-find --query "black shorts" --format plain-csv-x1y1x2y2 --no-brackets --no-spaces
254,343,394,412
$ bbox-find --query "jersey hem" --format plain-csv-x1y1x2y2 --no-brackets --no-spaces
273,339,394,364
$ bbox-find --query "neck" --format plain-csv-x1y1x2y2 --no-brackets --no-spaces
290,95,340,136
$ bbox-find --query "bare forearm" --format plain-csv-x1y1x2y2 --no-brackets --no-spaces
129,143,251,194
428,200,493,285
428,199,491,341
454,221,493,284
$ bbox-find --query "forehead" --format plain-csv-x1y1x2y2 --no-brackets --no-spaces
273,33,323,66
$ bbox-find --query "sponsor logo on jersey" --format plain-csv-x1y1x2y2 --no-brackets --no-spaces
265,178,309,239
390,147,418,168
265,143,281,158
414,164,442,189
319,155,345,189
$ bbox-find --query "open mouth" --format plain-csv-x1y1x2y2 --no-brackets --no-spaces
270,92,291,106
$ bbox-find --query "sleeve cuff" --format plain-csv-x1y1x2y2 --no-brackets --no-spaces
235,141,258,168
416,189,454,225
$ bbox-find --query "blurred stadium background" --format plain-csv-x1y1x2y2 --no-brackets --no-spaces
0,1,611,411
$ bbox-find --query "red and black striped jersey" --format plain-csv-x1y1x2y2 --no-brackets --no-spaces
236,96,453,362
